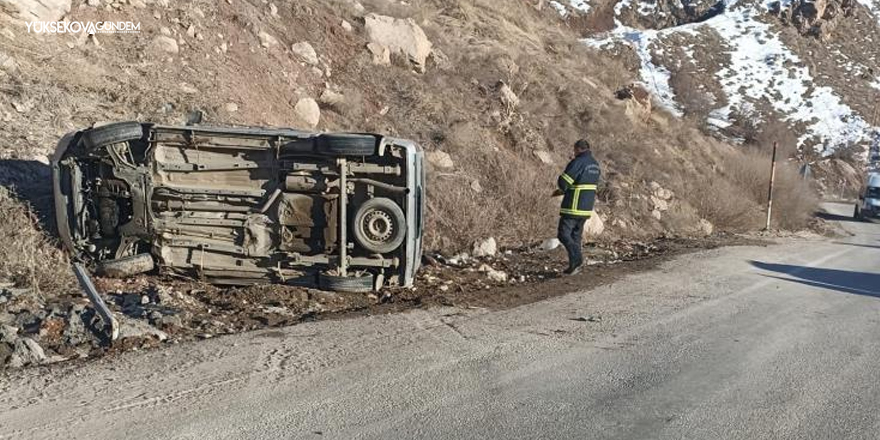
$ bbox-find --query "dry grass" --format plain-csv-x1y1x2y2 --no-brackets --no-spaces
692,147,819,231
0,188,75,293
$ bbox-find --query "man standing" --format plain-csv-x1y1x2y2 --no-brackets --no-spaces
552,139,601,275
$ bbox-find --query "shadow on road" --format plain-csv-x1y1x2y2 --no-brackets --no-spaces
750,260,880,298
815,210,860,223
832,241,880,250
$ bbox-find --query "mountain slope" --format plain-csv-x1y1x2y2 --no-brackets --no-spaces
572,0,880,159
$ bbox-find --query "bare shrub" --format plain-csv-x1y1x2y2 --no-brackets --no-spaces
690,176,764,231
0,188,75,292
697,148,819,230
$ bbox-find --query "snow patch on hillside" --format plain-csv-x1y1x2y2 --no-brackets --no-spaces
550,0,591,16
585,0,874,155
856,0,880,25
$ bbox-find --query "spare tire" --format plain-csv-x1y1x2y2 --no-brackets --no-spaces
352,197,406,254
96,254,155,278
315,133,377,156
83,122,144,150
318,272,375,293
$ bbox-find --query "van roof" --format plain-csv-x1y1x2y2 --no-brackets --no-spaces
869,173,880,187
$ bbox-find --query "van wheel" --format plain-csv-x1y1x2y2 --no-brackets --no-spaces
315,134,377,156
96,254,155,278
353,197,406,254
83,122,144,150
318,272,375,293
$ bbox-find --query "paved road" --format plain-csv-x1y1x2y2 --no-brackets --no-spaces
2,203,880,440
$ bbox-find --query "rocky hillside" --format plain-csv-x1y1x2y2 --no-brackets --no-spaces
0,0,828,255
560,0,880,165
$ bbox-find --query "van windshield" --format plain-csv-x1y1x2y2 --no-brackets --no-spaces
868,187,880,198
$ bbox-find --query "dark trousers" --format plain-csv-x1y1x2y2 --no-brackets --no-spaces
558,216,587,269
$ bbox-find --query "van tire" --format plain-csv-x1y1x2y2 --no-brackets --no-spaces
83,122,144,150
96,254,155,278
318,273,375,293
315,134,377,156
352,197,406,254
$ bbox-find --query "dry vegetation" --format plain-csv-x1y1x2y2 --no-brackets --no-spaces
0,188,74,292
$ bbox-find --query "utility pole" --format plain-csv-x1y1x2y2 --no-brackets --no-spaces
765,141,778,231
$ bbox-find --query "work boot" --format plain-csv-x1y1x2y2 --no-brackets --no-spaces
564,264,583,276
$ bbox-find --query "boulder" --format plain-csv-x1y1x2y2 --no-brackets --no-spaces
539,238,561,251
151,35,179,54
426,150,454,169
291,41,319,65
293,98,320,129
364,13,433,72
583,214,605,239
224,102,239,112
472,237,497,257
1,0,70,22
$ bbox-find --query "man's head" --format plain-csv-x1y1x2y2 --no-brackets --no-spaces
573,138,591,155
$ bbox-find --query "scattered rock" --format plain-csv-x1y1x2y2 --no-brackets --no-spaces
341,20,353,32
0,52,17,76
318,89,345,109
224,102,239,112
291,41,319,65
364,14,433,72
87,0,101,6
651,210,663,221
426,150,454,169
7,337,46,368
486,269,508,283
470,180,483,193
573,315,601,322
698,218,714,236
293,98,321,129
366,42,391,65
269,2,278,17
118,317,168,342
533,150,554,165
498,81,519,109
186,25,196,38
129,0,146,8
258,30,279,48
650,195,669,212
472,237,497,257
539,238,561,251
151,35,179,54
179,83,199,94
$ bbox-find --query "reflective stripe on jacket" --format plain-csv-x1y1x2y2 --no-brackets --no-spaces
557,152,601,217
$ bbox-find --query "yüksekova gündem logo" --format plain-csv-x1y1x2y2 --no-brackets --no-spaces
25,21,141,34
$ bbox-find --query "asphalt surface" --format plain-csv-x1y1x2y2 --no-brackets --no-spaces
2,202,879,440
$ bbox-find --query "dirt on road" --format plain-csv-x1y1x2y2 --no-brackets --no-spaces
1,232,771,370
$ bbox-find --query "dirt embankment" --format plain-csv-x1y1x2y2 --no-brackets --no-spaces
0,0,822,369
